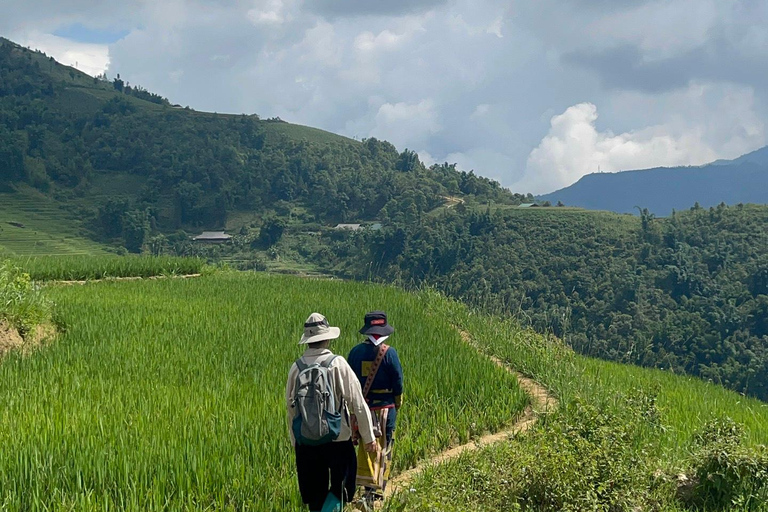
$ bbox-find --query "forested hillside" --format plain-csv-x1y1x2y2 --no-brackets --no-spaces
0,37,524,252
333,203,768,400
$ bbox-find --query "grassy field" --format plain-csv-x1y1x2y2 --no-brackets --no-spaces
0,187,107,257
12,255,206,281
0,273,526,511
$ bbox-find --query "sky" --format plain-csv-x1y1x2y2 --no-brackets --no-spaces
2,0,767,195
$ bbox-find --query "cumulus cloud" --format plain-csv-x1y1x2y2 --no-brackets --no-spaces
371,100,441,149
516,88,765,195
17,32,109,76
308,0,448,19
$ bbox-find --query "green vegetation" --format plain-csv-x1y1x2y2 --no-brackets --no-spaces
11,255,205,281
385,295,768,511
0,37,527,258
0,273,526,511
336,203,768,401
0,186,108,256
0,260,51,335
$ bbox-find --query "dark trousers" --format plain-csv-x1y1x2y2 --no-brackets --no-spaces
385,407,397,446
295,440,357,510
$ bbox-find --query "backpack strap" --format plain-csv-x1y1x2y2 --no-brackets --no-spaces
362,344,389,398
320,355,338,369
295,354,336,372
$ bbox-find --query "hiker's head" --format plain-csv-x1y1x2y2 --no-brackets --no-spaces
360,311,394,346
299,312,340,346
306,339,331,350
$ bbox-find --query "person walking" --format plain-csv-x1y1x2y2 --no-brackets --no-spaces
286,313,378,512
347,311,403,500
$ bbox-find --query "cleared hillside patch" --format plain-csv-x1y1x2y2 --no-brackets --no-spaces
0,186,107,256
0,273,526,511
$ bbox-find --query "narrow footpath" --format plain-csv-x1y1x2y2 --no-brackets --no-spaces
384,329,558,498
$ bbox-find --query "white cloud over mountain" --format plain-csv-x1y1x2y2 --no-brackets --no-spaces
2,0,767,194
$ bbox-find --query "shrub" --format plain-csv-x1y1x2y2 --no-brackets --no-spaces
0,260,51,335
681,419,768,511
516,392,662,512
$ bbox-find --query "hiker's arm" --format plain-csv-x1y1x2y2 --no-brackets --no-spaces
338,360,376,445
285,365,297,446
388,348,404,408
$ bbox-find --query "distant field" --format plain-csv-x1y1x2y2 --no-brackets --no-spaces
0,273,527,511
12,255,205,281
0,187,108,256
263,121,358,146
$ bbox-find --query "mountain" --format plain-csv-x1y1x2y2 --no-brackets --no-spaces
539,147,768,216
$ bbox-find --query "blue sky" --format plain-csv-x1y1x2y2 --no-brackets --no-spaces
3,0,766,194
53,23,129,44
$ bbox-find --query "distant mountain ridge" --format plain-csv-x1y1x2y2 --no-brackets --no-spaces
539,146,768,215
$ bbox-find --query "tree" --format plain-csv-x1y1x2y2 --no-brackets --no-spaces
259,215,286,248
122,209,150,253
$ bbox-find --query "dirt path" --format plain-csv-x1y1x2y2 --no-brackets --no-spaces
47,274,201,286
383,329,557,498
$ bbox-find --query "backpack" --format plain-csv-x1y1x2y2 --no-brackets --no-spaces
291,355,342,446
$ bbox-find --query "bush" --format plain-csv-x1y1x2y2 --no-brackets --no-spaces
516,393,662,512
387,389,669,512
681,419,768,511
0,260,51,335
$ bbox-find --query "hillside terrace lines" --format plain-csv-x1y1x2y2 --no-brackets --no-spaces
383,328,557,499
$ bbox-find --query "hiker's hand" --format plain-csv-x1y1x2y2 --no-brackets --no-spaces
364,441,378,453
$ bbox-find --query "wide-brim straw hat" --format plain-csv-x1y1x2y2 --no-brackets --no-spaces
299,312,341,345
359,310,394,336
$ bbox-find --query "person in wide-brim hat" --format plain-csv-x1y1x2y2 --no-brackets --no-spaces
286,312,378,512
299,312,341,344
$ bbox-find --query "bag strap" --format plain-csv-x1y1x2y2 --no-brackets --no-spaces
295,354,337,372
320,355,338,369
362,344,389,398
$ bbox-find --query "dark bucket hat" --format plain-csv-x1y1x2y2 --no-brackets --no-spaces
359,310,394,336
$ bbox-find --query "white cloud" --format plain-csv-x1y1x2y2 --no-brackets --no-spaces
371,99,441,149
516,90,765,195
248,0,292,26
16,32,109,76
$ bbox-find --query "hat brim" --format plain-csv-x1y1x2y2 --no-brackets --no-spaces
299,326,341,345
359,324,394,336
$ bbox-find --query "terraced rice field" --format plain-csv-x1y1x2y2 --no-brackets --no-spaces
0,273,527,511
0,188,107,256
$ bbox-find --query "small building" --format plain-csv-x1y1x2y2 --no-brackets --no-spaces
518,203,540,208
192,231,232,243
334,223,363,231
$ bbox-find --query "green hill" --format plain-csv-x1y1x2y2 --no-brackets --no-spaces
0,36,524,257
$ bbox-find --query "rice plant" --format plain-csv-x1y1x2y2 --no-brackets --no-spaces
0,273,527,511
9,255,206,281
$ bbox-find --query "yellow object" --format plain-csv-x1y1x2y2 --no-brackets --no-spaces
356,408,392,490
